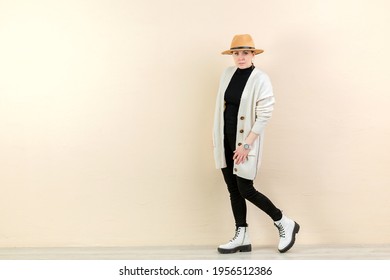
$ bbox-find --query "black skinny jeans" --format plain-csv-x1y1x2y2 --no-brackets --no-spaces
222,131,283,227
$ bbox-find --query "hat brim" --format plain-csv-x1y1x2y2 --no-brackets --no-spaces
221,48,264,55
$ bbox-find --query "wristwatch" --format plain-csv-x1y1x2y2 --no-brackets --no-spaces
243,143,252,150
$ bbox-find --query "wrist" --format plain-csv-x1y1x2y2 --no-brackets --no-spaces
243,142,252,150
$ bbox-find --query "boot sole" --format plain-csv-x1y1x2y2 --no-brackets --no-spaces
218,244,252,254
278,222,300,253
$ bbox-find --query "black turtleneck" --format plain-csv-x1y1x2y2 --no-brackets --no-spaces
224,65,254,134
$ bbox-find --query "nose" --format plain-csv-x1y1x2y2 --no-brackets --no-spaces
238,53,245,60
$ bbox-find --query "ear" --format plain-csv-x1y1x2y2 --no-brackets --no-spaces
251,52,255,61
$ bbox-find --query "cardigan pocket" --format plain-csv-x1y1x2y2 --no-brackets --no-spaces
248,140,260,156
244,154,257,169
248,149,257,156
235,155,257,180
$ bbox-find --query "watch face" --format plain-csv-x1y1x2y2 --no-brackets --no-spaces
244,144,250,150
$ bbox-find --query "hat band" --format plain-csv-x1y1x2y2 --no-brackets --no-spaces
230,46,255,50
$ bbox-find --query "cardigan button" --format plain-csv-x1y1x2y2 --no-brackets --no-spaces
240,116,245,120
234,168,238,172
237,142,242,146
239,129,244,133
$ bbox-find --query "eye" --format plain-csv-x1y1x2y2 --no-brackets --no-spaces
233,52,239,56
243,51,249,55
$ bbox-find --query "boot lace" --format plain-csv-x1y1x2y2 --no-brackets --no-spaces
230,227,242,242
275,223,285,238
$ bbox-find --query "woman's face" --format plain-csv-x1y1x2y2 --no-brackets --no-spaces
232,50,255,69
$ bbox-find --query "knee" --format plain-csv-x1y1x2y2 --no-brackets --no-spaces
237,178,256,199
227,184,241,197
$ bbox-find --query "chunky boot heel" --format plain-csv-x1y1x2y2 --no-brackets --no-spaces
238,244,252,252
295,222,300,234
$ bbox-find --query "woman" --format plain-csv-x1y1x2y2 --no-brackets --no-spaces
213,34,300,254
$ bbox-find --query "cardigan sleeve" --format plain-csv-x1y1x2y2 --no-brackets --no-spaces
250,71,275,135
251,96,275,135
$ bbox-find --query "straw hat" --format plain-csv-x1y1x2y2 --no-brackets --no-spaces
222,34,264,55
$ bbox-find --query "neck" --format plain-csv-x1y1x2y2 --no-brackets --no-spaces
237,64,254,73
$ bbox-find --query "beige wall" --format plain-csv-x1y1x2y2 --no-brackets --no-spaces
0,0,389,247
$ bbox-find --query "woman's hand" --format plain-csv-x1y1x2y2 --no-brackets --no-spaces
233,132,259,165
233,145,250,165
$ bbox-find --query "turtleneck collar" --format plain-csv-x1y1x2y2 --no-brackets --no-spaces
236,64,255,74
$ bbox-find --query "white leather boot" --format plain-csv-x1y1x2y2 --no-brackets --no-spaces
274,215,300,253
218,227,252,254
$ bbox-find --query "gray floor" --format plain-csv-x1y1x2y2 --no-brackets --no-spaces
0,245,389,260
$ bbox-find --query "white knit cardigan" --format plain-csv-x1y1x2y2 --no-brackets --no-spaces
213,66,275,180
